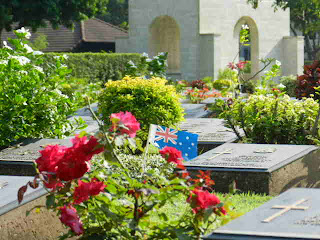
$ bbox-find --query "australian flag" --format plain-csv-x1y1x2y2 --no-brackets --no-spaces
148,124,198,161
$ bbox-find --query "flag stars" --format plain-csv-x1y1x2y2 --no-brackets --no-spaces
179,142,182,146
186,136,190,140
191,143,195,146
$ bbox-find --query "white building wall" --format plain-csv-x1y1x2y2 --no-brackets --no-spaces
116,0,301,81
199,0,290,78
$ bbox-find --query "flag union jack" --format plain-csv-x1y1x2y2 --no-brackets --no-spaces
148,124,198,161
155,126,178,144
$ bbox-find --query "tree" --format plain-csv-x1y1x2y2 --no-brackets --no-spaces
0,0,109,45
247,0,320,60
97,0,128,29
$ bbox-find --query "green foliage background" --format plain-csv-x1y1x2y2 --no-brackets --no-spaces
43,53,142,83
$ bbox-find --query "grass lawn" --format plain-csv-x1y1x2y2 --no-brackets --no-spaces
149,191,272,235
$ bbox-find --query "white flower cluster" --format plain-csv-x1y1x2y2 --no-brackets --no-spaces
16,27,31,39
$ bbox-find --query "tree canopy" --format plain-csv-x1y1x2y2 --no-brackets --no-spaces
0,0,109,40
247,0,320,60
97,0,128,29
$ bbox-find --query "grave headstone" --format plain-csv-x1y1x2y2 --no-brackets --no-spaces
185,143,319,195
0,175,74,240
204,188,320,240
179,118,240,153
182,104,212,118
0,138,72,176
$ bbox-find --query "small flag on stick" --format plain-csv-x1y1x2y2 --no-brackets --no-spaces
148,124,198,161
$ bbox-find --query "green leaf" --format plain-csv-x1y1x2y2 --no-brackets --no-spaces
46,194,55,208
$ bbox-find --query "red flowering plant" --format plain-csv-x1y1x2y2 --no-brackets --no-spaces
186,88,222,104
18,111,237,239
184,79,222,103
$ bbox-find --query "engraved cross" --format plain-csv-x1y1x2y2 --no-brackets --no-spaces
209,148,232,160
262,198,309,223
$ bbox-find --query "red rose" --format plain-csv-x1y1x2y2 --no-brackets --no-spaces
71,135,104,161
159,146,185,169
43,175,64,189
56,150,90,181
110,111,140,138
188,189,227,215
36,145,66,173
59,205,84,235
73,179,106,204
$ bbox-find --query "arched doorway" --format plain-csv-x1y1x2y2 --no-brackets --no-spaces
149,16,180,73
234,17,259,78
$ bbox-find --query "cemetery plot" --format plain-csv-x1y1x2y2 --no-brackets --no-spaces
204,188,320,240
185,143,319,195
179,118,240,152
0,138,72,176
0,175,70,239
181,104,211,118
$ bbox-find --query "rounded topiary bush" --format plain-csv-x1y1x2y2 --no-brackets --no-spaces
98,76,184,140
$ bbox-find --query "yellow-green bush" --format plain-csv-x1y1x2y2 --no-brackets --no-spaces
98,76,184,139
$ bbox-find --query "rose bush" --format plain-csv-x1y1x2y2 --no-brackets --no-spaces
18,112,238,239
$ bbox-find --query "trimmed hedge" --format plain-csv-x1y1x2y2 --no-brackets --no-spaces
43,53,142,83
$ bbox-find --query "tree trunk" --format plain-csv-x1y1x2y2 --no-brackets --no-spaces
0,28,3,48
305,35,314,60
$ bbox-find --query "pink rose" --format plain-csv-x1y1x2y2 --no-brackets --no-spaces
159,146,185,169
110,111,140,138
236,61,246,70
228,62,236,70
73,179,106,204
59,205,84,235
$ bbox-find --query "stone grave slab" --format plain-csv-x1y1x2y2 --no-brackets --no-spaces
74,102,98,116
179,118,240,153
0,175,75,240
204,188,320,240
0,138,72,176
185,143,319,195
182,103,212,118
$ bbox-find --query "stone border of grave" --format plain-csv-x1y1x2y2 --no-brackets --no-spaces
0,176,47,216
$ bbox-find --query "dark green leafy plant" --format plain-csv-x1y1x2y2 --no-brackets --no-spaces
43,52,142,83
0,29,80,147
279,75,297,97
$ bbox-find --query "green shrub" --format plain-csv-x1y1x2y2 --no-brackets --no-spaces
280,75,297,97
124,52,168,78
43,52,142,83
221,94,319,144
0,29,80,147
98,76,184,140
59,77,103,107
